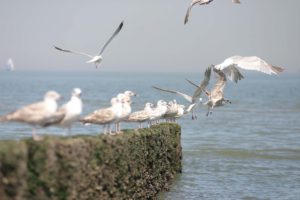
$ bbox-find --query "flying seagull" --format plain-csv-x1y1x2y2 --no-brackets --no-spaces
204,68,231,116
153,66,211,119
213,55,284,83
54,21,124,68
184,0,241,24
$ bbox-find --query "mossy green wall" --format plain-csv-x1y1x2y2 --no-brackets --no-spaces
0,123,182,200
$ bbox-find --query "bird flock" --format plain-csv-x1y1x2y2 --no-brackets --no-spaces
0,1,284,140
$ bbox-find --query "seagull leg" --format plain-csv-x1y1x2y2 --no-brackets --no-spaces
206,107,211,117
103,125,107,135
108,124,112,135
32,128,42,141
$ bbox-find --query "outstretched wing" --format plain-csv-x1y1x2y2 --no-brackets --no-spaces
99,21,124,55
54,46,93,58
211,68,227,94
215,55,284,82
188,66,212,98
184,0,212,24
152,86,193,103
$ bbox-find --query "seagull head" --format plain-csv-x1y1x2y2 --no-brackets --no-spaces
124,90,137,97
72,88,82,97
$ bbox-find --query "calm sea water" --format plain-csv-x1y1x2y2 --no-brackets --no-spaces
0,71,300,199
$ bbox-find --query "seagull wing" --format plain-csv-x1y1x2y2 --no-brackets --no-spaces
211,68,227,94
190,66,212,98
99,21,124,55
152,86,193,103
42,110,66,127
215,55,284,82
54,46,93,58
184,0,211,24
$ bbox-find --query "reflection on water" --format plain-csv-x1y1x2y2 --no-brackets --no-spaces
1,71,300,199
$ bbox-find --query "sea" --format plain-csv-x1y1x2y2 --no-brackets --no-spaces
0,70,299,200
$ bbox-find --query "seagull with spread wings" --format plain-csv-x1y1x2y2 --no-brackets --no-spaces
153,66,211,119
213,55,284,83
184,0,241,24
54,21,124,68
187,56,284,115
204,68,231,116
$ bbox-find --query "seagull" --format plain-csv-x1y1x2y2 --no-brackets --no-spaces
184,0,241,24
149,100,168,125
0,91,62,140
80,97,122,135
213,55,284,83
203,68,231,116
153,66,211,119
115,91,137,133
53,88,83,135
164,100,179,122
54,21,124,68
125,102,153,129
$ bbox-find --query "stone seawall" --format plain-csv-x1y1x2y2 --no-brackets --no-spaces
0,123,182,200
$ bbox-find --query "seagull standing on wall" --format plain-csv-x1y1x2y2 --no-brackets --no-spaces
0,91,62,140
56,88,83,134
54,21,124,68
184,0,241,24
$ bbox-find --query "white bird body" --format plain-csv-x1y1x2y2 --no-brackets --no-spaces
164,100,179,121
86,55,103,65
58,88,83,129
150,100,167,122
115,91,136,132
54,21,123,68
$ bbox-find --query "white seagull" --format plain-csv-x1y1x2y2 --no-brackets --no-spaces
213,55,284,83
55,88,83,134
54,21,124,68
153,66,211,119
149,100,168,125
184,0,241,24
0,91,62,140
115,91,137,133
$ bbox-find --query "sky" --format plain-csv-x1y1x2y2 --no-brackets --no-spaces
0,0,299,73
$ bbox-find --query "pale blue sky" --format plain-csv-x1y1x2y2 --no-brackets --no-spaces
0,0,299,72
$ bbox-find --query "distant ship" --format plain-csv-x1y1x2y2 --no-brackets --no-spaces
5,58,15,71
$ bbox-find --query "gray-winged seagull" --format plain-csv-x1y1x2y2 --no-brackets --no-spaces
54,21,124,68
